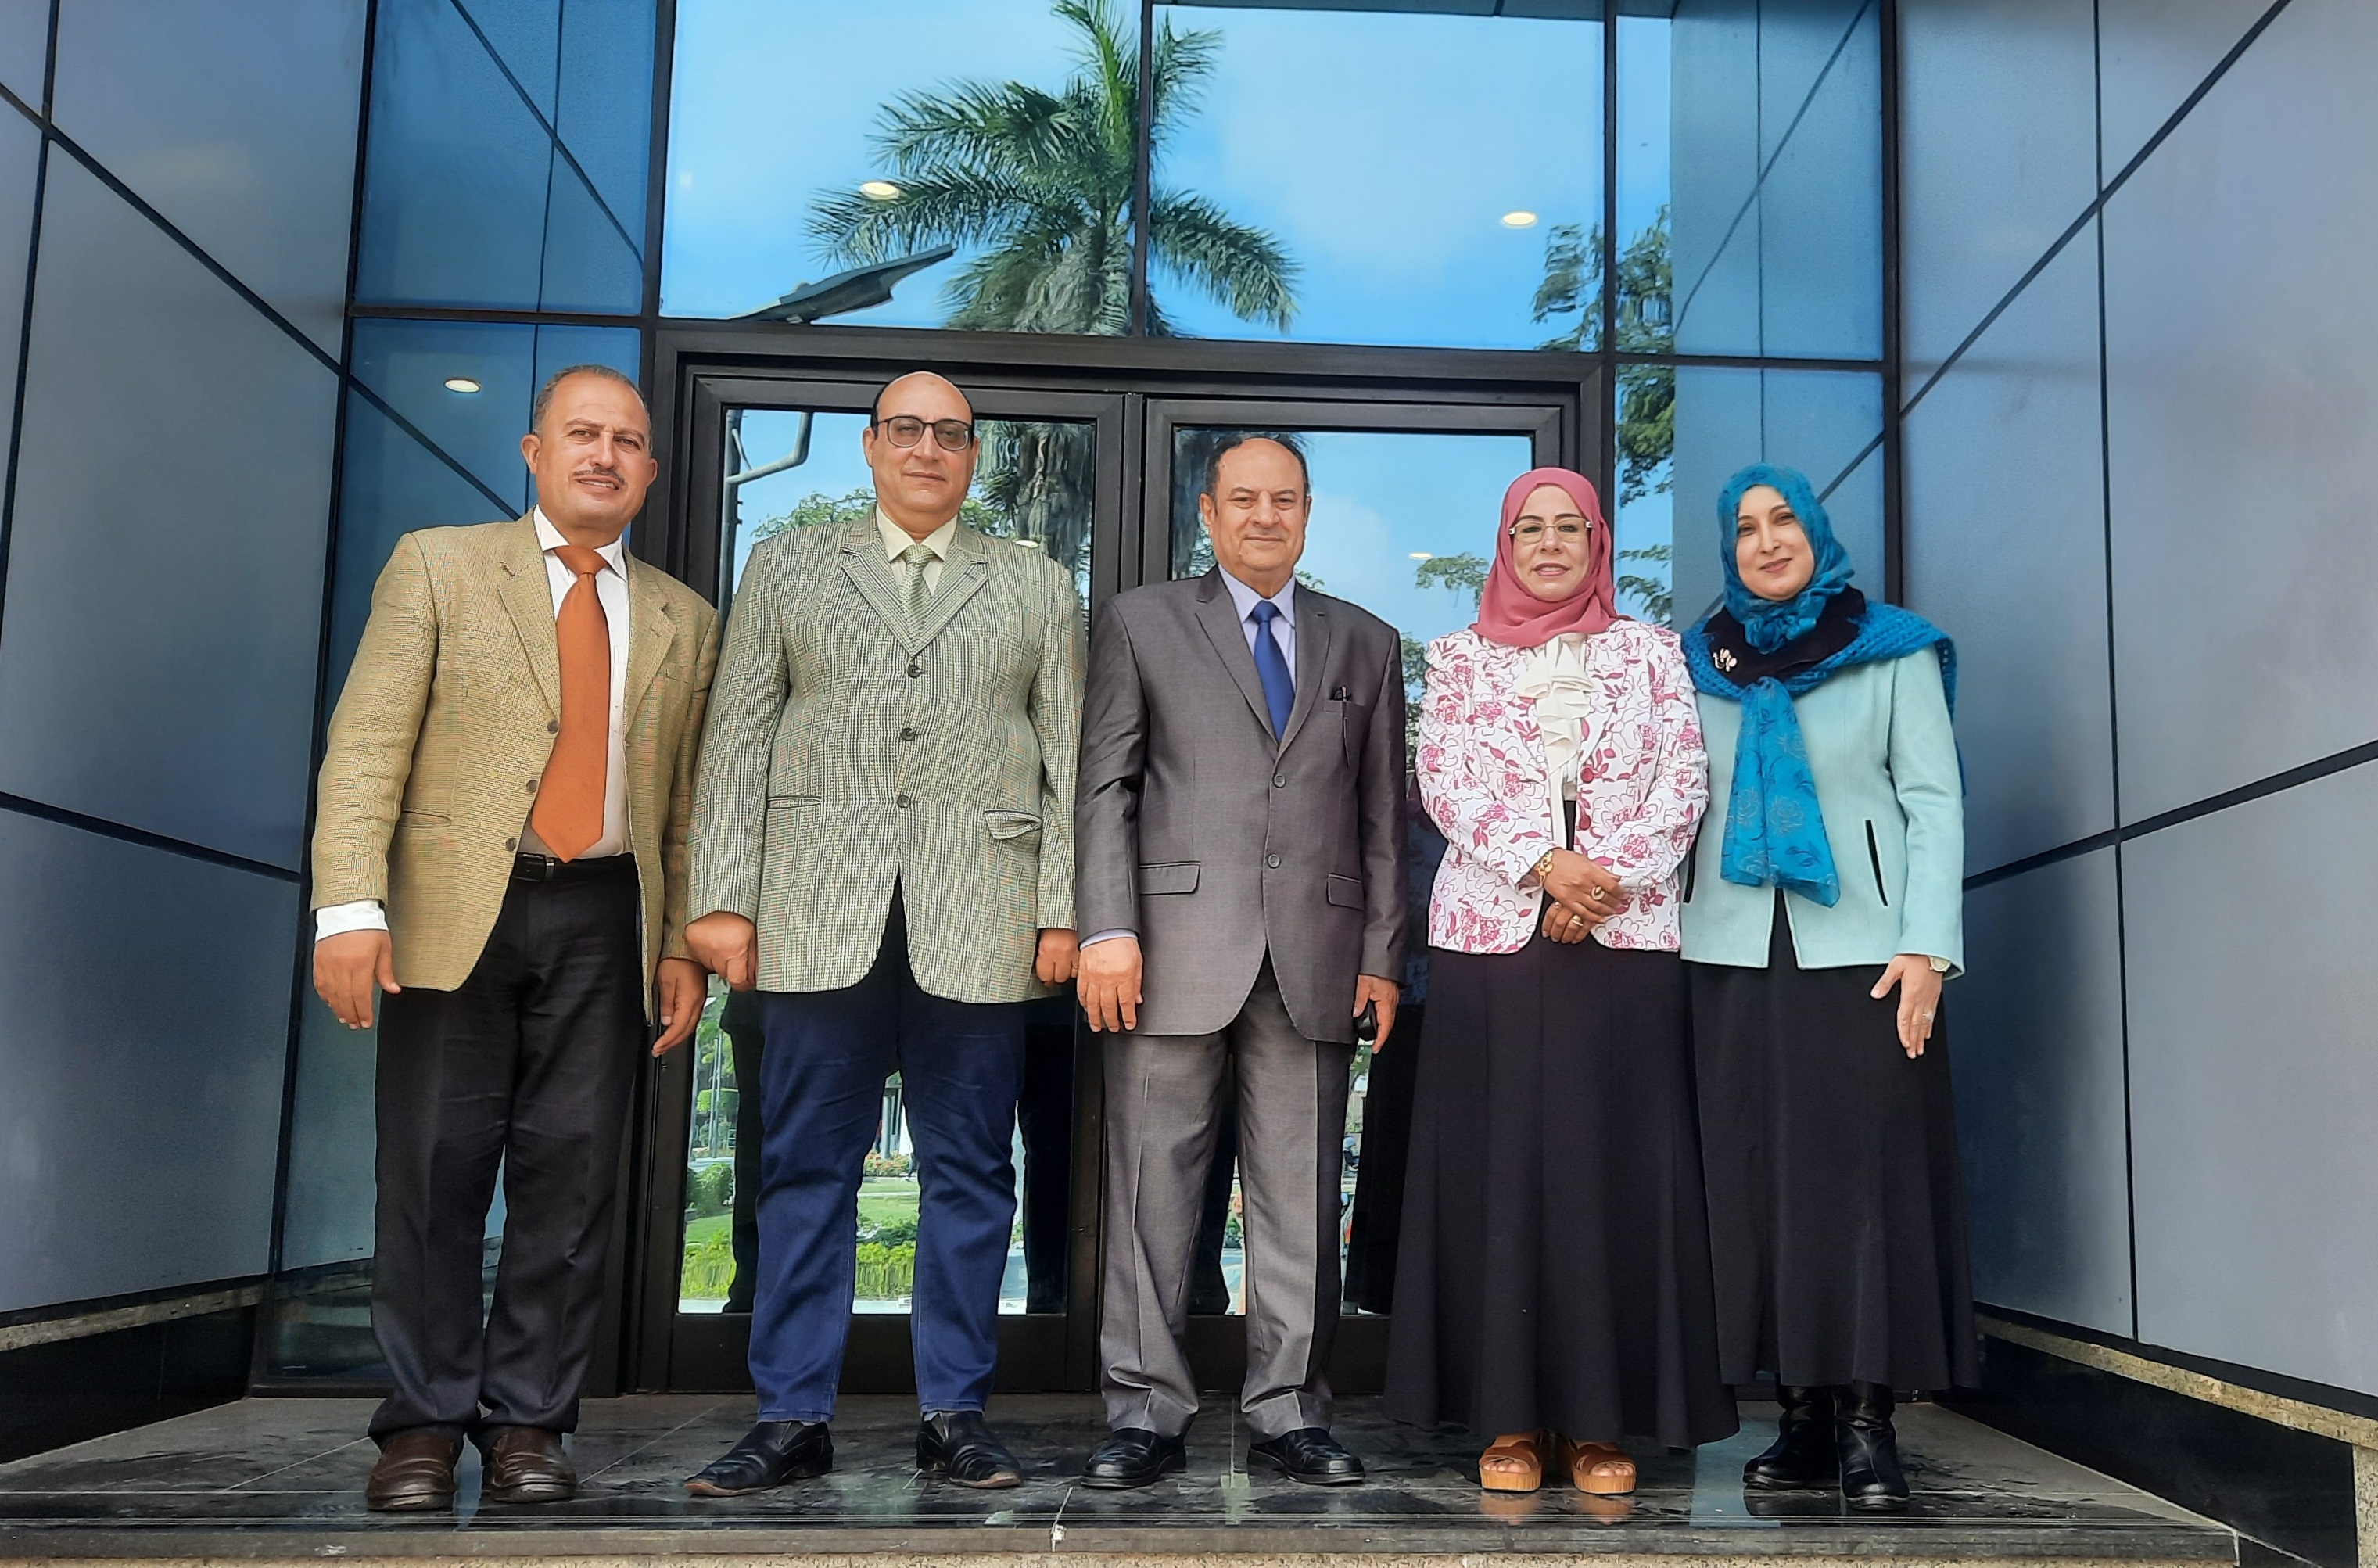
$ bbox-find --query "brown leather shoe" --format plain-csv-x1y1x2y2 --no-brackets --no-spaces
364,1430,461,1512
479,1426,576,1504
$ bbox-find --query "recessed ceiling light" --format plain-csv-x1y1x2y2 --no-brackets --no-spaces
443,376,482,393
859,180,902,200
1410,551,1433,561
1501,210,1539,228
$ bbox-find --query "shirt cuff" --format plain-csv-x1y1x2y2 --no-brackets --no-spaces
1081,928,1135,948
315,900,388,940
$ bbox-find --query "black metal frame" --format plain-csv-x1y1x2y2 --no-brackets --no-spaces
622,321,1591,1394
276,0,1903,1398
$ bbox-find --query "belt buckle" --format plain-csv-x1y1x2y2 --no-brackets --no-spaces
515,852,564,883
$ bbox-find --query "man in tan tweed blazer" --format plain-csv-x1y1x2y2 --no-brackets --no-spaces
682,371,1082,1497
310,367,718,1513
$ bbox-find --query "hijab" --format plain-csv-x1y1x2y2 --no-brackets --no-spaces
1471,468,1618,648
1716,463,1855,652
1684,463,1955,906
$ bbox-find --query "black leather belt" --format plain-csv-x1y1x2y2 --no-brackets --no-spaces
511,852,635,884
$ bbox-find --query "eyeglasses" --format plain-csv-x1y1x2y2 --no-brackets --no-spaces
874,414,976,452
1509,519,1589,544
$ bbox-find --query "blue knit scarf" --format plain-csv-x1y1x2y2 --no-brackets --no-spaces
1684,465,1957,906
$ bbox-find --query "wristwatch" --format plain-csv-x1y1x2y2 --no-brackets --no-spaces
1928,955,1952,974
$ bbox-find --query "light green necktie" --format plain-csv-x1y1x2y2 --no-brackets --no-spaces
901,541,934,624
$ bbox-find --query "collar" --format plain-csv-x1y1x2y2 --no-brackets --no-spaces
1218,568,1296,628
1705,587,1865,686
877,507,960,563
533,508,626,574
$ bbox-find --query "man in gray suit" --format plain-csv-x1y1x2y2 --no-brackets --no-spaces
683,371,1084,1495
1075,433,1407,1488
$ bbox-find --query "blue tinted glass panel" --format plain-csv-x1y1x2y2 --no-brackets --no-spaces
662,0,1138,332
457,0,560,117
0,156,337,869
1147,3,1601,350
0,0,47,106
556,0,655,236
326,387,522,695
348,316,536,511
53,0,365,352
540,152,643,314
1653,364,1881,627
0,816,296,1314
0,115,38,444
357,0,551,307
1654,0,1881,360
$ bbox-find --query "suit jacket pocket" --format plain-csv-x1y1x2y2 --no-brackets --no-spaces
767,793,822,806
985,809,1043,842
1325,873,1365,910
1337,697,1370,769
1139,860,1200,895
398,809,450,827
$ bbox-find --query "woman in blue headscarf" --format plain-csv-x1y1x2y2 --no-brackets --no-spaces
1678,465,1976,1513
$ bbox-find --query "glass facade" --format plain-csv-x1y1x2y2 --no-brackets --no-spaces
257,0,1896,1386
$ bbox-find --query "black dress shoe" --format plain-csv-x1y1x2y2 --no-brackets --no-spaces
1744,1385,1838,1490
1080,1427,1186,1488
685,1420,834,1497
1837,1382,1910,1510
364,1430,461,1512
477,1426,576,1503
1248,1427,1365,1487
916,1410,1023,1489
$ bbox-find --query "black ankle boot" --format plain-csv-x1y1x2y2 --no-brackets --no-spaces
1836,1382,1909,1509
1742,1385,1837,1490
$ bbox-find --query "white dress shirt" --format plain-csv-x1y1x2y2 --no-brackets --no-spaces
1083,570,1299,951
879,508,959,594
314,509,633,942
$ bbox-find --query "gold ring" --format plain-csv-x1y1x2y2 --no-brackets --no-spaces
1589,886,1607,902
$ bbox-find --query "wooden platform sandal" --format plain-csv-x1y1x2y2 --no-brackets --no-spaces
1557,1436,1637,1495
1477,1430,1548,1493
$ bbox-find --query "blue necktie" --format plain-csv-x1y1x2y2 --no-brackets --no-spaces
1249,599,1294,737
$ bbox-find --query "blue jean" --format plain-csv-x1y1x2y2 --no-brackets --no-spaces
748,893,1026,1422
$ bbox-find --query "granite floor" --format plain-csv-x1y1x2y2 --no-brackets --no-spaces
0,1394,2236,1561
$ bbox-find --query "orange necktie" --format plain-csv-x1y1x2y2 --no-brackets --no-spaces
529,544,611,862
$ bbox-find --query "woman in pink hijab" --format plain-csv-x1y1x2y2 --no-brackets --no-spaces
1383,468,1734,1493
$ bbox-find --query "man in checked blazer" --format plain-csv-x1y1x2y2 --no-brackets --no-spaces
311,367,718,1512
683,371,1085,1495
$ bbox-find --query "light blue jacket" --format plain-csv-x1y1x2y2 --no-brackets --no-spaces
1679,648,1963,972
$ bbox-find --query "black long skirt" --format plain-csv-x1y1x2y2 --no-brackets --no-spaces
1688,910,1981,1391
1383,931,1737,1448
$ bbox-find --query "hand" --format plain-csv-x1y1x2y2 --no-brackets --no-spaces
1540,848,1623,929
1870,955,1945,1057
686,912,759,991
314,929,400,1030
1035,928,1081,986
1078,935,1142,1032
1541,898,1594,945
1354,973,1401,1052
652,957,708,1057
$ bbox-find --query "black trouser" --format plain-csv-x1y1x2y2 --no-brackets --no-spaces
368,855,644,1441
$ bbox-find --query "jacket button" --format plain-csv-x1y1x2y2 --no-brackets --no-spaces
1267,853,1282,869
1272,774,1286,788
900,727,918,741
525,778,539,792
897,794,913,809
504,838,518,852
547,719,558,734
907,662,924,678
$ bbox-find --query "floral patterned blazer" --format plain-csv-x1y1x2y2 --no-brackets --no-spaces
1415,621,1709,953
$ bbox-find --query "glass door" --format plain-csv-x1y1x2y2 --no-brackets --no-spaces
635,377,1124,1393
627,357,1587,1398
1139,397,1559,1394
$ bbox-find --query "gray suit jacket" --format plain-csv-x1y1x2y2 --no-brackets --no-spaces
1076,571,1408,1042
689,518,1085,1003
